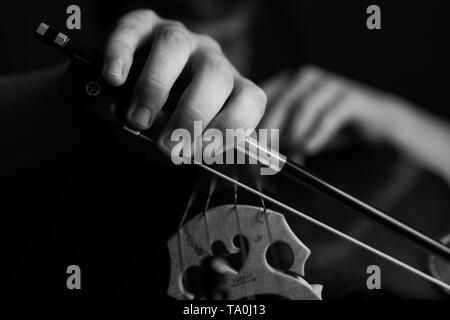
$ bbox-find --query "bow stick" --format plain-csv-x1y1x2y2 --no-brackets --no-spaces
35,23,450,292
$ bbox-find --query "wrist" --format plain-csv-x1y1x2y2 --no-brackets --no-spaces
380,96,421,147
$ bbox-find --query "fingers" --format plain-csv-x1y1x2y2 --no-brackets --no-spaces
259,65,323,161
260,65,355,157
289,76,344,145
103,10,267,157
103,10,160,86
268,66,349,155
104,10,198,130
260,66,321,133
159,47,235,155
303,105,349,154
127,22,195,129
259,71,290,104
206,78,267,150
258,74,290,133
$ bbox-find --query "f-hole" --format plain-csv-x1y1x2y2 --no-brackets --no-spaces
181,235,250,299
266,241,295,275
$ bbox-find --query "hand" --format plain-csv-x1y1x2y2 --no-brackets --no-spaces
102,9,266,155
259,65,409,159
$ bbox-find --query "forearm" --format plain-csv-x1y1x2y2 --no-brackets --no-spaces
388,99,450,184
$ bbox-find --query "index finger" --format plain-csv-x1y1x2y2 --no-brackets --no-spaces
103,10,161,86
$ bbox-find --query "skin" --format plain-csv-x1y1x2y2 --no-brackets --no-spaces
0,9,266,177
260,65,450,185
1,10,449,187
102,10,266,155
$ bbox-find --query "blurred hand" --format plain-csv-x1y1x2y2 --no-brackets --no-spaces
103,9,266,155
259,65,408,159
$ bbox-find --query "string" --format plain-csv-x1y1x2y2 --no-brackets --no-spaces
256,181,275,253
203,178,216,252
255,179,282,270
232,181,256,300
258,187,282,271
257,181,290,298
195,161,450,292
176,178,202,299
137,134,450,292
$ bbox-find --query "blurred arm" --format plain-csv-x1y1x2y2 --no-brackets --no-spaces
260,66,450,186
388,99,450,185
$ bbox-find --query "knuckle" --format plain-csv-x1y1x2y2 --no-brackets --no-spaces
224,114,249,131
198,34,221,52
297,64,323,81
142,71,171,92
117,9,154,28
132,9,158,24
184,103,211,125
135,74,171,107
203,55,234,83
115,10,159,36
163,20,186,29
240,80,267,111
302,64,322,75
108,39,133,56
115,21,138,36
159,24,192,49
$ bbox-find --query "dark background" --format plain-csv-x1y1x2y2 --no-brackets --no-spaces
1,0,449,299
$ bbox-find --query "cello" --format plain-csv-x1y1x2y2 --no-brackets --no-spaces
35,23,450,300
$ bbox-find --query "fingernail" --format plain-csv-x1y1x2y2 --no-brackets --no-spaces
103,59,123,80
129,106,152,128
